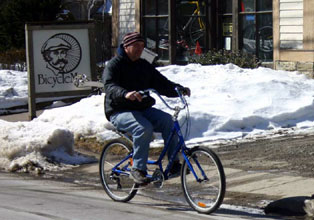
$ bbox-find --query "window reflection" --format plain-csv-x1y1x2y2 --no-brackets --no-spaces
158,18,170,60
176,0,207,61
141,0,272,63
144,0,168,15
144,18,156,49
257,0,272,11
241,15,256,54
223,16,232,50
144,0,156,15
241,13,273,62
240,0,254,12
142,0,169,60
257,14,273,61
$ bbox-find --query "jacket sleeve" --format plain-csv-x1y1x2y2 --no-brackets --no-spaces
103,61,128,101
149,65,183,97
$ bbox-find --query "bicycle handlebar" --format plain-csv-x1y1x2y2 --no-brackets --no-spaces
140,87,188,112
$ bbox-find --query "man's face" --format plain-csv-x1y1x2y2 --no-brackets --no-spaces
48,49,68,70
124,41,145,61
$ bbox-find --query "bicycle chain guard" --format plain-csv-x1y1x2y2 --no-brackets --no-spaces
152,169,164,189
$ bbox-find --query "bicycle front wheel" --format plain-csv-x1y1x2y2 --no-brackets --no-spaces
181,146,226,214
99,140,138,202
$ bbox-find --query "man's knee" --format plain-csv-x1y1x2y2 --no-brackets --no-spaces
134,123,153,138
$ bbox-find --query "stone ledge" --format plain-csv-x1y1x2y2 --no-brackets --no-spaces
275,61,314,78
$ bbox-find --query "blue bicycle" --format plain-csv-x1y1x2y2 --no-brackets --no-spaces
99,88,226,214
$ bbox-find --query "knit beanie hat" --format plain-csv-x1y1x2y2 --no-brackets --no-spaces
122,32,145,47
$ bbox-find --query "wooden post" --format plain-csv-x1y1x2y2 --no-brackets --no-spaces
232,0,239,51
25,24,37,120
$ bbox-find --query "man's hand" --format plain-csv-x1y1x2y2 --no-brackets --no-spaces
125,91,143,102
180,87,191,97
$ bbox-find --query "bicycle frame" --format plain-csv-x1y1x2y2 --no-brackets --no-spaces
147,119,187,180
110,88,208,183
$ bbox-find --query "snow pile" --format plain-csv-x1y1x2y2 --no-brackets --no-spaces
2,64,314,171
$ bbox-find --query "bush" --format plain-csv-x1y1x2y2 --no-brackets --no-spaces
0,49,26,71
0,0,69,70
0,0,62,51
188,49,261,68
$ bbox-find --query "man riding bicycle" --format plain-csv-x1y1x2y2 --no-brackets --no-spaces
103,32,190,184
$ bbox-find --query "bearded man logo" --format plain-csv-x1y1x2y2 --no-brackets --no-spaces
41,33,82,75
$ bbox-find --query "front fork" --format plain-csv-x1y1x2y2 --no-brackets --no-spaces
182,150,208,182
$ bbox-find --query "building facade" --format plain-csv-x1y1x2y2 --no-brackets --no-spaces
274,0,314,76
108,0,314,75
61,0,113,63
111,1,274,64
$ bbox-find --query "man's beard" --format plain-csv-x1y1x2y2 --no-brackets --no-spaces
52,59,68,70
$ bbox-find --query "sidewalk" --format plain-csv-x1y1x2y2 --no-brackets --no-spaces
0,111,43,122
78,161,314,217
226,168,313,199
225,168,314,216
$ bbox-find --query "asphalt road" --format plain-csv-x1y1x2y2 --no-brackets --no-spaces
0,172,284,220
1,112,309,219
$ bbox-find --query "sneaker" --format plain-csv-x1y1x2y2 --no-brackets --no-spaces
169,161,182,178
130,169,150,184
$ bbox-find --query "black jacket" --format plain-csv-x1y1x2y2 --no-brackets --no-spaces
103,45,182,120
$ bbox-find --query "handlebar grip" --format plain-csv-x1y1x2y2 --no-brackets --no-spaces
175,87,188,107
139,90,149,98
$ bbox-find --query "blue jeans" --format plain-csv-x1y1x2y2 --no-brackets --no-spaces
110,107,179,171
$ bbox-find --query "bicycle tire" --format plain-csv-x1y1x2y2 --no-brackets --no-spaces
99,140,138,202
181,146,226,214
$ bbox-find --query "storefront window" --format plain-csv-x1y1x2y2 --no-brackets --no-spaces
241,15,256,54
219,0,232,51
257,13,273,61
223,16,232,50
144,0,168,15
175,0,207,60
239,0,273,62
240,0,272,12
141,0,210,63
144,0,156,15
240,0,254,12
257,0,272,11
158,18,170,60
142,0,169,60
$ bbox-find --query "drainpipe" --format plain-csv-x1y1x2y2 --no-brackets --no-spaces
101,0,106,21
88,0,96,20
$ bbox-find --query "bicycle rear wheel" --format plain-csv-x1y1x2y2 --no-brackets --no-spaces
181,146,225,214
99,140,138,202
